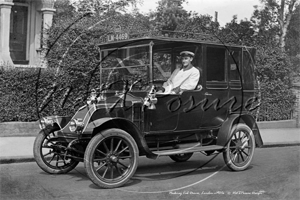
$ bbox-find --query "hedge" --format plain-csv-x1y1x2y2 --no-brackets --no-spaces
255,47,297,121
0,67,100,122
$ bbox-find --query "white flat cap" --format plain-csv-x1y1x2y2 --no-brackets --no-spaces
180,51,195,57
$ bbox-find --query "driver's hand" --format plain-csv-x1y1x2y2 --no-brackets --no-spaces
157,86,165,93
162,82,168,88
172,87,181,94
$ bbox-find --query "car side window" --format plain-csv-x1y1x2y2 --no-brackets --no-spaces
228,49,241,81
206,46,226,82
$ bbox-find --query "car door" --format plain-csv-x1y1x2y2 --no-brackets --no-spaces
200,45,230,128
175,90,205,131
146,94,180,132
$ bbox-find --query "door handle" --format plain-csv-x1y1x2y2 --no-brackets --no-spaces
205,92,212,96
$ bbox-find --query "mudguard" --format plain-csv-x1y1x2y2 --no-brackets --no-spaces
38,116,72,135
52,116,72,129
216,114,263,147
39,127,55,136
84,117,157,159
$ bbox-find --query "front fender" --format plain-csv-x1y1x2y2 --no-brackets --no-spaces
83,117,157,159
84,117,114,134
216,114,263,147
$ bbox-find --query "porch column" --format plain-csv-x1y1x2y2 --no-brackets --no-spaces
38,0,55,67
41,8,55,41
40,0,55,43
0,0,13,66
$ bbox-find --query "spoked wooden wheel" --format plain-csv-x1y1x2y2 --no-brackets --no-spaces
169,153,193,162
223,124,255,171
33,130,79,174
84,129,139,189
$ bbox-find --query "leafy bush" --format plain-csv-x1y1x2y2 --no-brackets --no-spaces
0,68,53,121
255,47,296,121
0,67,99,122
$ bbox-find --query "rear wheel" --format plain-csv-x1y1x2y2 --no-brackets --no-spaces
169,153,193,162
223,124,255,171
33,130,79,174
84,129,139,189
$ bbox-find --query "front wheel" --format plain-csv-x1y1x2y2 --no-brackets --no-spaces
84,129,139,189
223,124,255,171
33,130,79,174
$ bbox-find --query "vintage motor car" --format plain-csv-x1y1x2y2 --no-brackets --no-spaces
34,36,263,189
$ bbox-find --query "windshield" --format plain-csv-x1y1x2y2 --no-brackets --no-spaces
100,42,179,91
153,51,173,82
100,45,150,91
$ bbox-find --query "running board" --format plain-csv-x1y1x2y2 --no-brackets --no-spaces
152,145,225,156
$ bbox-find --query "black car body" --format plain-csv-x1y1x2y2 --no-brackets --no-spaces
34,37,263,189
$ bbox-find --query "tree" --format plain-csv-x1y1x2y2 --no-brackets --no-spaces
285,4,300,79
150,0,189,33
256,0,299,52
286,4,300,56
70,0,141,15
255,46,296,120
177,12,219,33
53,0,75,23
250,0,300,80
219,16,255,46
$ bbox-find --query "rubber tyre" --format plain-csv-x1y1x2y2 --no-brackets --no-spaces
33,131,79,174
169,153,193,162
84,129,139,189
223,124,255,171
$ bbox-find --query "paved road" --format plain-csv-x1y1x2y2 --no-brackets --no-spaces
0,146,299,200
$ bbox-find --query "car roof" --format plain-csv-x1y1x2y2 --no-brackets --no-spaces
98,36,254,50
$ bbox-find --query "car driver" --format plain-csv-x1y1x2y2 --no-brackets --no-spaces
160,51,200,94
